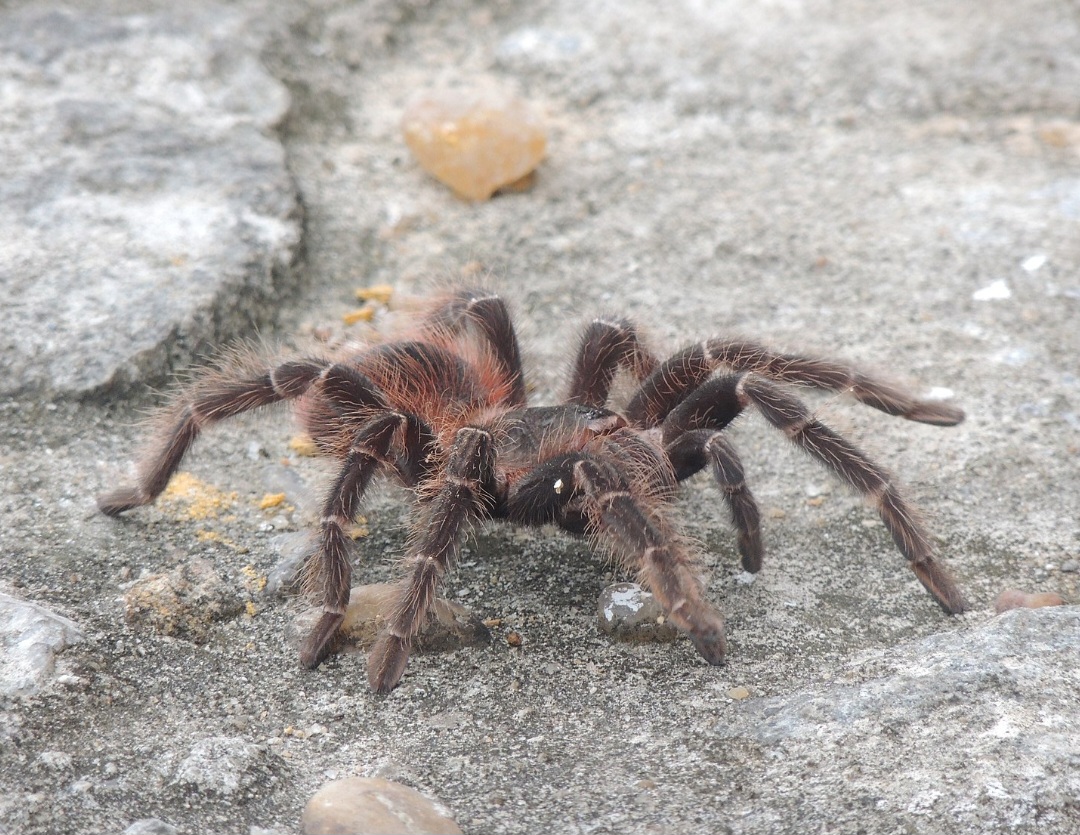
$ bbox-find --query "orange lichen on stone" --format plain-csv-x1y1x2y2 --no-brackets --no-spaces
289,435,320,457
342,306,376,325
259,492,286,510
355,284,394,304
401,86,547,200
160,472,237,521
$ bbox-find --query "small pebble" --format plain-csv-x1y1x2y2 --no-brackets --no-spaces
994,589,1067,613
122,820,180,835
288,584,489,655
597,582,680,644
401,85,546,201
1060,560,1079,573
727,686,752,700
302,777,462,835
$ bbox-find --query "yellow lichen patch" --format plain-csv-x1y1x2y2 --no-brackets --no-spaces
161,472,238,521
195,529,245,552
342,306,376,325
289,435,320,457
355,284,394,304
241,564,268,593
245,600,258,618
259,492,286,510
345,516,369,540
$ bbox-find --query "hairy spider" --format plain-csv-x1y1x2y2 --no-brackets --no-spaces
99,288,966,693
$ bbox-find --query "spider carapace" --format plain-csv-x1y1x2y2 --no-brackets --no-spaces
99,288,966,693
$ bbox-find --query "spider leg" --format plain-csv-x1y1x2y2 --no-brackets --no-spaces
299,410,435,669
97,357,339,515
97,359,395,516
565,318,659,408
367,426,497,694
666,429,764,574
577,452,726,663
626,338,965,428
659,376,764,572
426,289,527,407
507,447,726,664
733,373,966,613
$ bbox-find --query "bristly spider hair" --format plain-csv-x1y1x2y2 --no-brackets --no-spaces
99,288,967,693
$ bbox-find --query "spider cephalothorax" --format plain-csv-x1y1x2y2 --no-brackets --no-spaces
99,288,967,693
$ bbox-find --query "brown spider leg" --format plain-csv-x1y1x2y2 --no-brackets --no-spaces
736,374,967,614
299,411,432,668
569,452,727,664
666,429,764,574
97,358,332,515
659,376,763,571
367,426,497,694
565,318,659,408
626,339,965,428
426,290,527,407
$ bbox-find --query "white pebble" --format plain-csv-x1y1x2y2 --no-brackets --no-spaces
973,280,1011,301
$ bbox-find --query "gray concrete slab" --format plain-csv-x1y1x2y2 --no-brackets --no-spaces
1,0,1077,833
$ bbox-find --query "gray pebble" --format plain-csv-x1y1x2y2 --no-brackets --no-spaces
123,558,244,644
596,582,680,644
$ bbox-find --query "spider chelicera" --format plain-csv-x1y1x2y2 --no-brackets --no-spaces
99,288,967,693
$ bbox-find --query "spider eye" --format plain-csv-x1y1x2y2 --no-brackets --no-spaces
553,478,564,494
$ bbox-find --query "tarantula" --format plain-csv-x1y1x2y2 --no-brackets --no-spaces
99,288,967,693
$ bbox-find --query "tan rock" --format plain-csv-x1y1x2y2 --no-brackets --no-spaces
288,583,490,654
402,86,546,200
302,777,462,835
994,589,1067,613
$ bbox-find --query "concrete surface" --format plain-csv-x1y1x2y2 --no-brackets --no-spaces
1,0,1078,833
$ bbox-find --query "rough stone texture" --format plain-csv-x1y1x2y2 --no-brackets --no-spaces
302,777,462,835
121,820,180,835
0,5,300,397
0,0,1078,834
172,736,280,797
710,607,1080,832
0,592,84,697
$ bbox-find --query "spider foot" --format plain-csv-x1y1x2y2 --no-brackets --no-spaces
367,632,411,694
912,560,968,615
299,611,345,669
688,630,727,666
96,486,148,516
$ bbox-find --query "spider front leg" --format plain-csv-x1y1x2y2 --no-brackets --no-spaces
367,426,497,694
666,429,764,574
97,356,395,515
565,318,658,408
661,376,764,572
299,411,435,669
507,450,727,664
